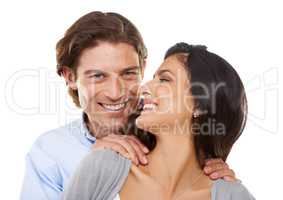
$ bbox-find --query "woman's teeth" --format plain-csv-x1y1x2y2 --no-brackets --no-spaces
101,103,126,111
143,103,157,111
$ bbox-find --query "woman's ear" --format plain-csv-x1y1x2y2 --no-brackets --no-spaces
192,108,207,118
60,66,78,90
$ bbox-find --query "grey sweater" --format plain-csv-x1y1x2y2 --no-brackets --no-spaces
61,149,255,200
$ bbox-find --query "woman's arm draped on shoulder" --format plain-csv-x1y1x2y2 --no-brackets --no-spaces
212,179,255,200
61,149,131,200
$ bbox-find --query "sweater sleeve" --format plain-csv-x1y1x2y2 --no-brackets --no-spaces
60,149,131,200
212,179,255,200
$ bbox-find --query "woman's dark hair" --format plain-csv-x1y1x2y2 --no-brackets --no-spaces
125,42,247,168
56,11,147,107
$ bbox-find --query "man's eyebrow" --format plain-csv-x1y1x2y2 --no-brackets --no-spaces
83,66,139,76
121,66,140,72
153,69,172,78
84,69,104,75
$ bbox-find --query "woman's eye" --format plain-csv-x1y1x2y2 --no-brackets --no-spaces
159,78,170,83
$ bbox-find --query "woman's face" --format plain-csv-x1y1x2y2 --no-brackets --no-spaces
136,55,194,135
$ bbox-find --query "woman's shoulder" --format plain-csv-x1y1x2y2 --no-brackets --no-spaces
83,148,131,168
62,149,131,200
81,148,132,182
212,179,255,200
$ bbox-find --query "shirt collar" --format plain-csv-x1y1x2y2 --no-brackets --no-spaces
80,112,96,143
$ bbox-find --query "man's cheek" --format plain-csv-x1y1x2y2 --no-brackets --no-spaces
77,88,92,110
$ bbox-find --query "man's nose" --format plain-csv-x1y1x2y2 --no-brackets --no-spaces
104,76,125,101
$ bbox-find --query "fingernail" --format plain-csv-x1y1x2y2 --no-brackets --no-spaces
135,158,139,165
205,159,210,164
143,147,149,153
125,153,131,159
142,157,148,164
204,167,211,173
211,173,218,179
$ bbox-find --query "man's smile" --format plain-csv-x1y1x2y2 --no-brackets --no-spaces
98,100,130,112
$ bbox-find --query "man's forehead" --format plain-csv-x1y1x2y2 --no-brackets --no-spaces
82,65,140,74
77,43,140,73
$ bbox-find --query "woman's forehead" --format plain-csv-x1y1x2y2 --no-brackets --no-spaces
158,56,186,73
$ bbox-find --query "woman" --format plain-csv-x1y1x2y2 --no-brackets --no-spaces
61,43,255,200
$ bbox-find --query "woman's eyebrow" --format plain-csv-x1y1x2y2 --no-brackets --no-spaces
153,69,173,78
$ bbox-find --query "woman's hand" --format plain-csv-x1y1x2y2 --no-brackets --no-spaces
203,159,237,181
92,134,149,166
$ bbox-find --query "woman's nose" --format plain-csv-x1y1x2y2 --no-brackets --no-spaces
139,82,152,98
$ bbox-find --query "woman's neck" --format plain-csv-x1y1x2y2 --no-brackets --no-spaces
143,131,210,197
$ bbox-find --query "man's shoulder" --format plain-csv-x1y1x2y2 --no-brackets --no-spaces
28,118,86,160
35,119,82,145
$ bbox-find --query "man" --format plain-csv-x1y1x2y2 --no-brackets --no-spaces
20,11,235,200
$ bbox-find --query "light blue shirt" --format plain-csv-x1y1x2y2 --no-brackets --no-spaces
20,114,96,200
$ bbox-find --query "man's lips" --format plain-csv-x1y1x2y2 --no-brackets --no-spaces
98,100,130,112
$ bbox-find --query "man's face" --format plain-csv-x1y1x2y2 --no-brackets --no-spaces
72,42,144,136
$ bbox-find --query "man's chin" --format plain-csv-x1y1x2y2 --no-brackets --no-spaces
86,112,129,135
96,119,126,133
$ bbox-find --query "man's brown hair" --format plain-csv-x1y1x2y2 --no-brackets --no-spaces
56,11,147,107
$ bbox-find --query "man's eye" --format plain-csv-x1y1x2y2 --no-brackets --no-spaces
123,71,139,79
125,71,138,75
89,74,105,80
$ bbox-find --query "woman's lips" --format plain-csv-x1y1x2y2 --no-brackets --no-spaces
141,98,158,113
143,103,157,111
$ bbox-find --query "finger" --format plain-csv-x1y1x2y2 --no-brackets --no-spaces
130,164,148,180
205,158,224,165
209,169,236,181
127,135,149,153
204,162,229,174
102,136,139,165
108,144,131,159
107,134,148,163
127,139,148,165
223,175,237,182
93,140,129,157
108,134,149,154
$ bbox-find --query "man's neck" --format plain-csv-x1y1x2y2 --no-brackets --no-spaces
83,113,121,138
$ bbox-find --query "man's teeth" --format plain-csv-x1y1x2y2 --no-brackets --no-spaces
143,103,157,111
101,103,126,111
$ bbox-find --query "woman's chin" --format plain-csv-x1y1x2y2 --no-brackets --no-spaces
136,112,166,134
135,113,155,132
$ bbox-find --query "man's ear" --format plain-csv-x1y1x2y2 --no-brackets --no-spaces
60,66,78,90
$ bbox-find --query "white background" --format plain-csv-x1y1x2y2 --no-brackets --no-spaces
0,0,282,199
